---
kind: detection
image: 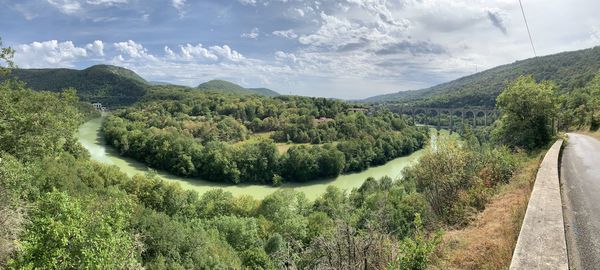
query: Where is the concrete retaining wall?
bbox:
[510,140,567,270]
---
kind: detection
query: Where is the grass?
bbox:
[237,131,339,154]
[430,154,543,270]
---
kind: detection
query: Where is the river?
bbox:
[77,117,426,200]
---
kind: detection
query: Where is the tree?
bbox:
[494,75,559,150]
[0,84,82,161]
[0,37,15,76]
[11,191,142,269]
[561,71,600,130]
[388,214,440,270]
[0,154,29,268]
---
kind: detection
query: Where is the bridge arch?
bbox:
[392,106,498,131]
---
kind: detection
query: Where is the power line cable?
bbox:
[519,0,537,57]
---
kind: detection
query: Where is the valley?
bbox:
[78,116,425,200]
[1,5,600,266]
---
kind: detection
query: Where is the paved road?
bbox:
[561,133,600,270]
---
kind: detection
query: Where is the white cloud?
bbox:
[272,29,298,39]
[164,46,176,58]
[86,0,128,5]
[592,27,600,44]
[178,43,218,61]
[275,51,297,62]
[14,40,88,68]
[346,0,406,27]
[14,4,38,20]
[209,45,245,62]
[46,0,82,14]
[241,27,260,39]
[9,0,600,99]
[46,0,128,15]
[298,12,392,50]
[85,40,104,56]
[113,40,156,60]
[238,0,257,6]
[171,0,186,17]
[163,43,245,62]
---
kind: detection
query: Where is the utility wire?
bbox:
[519,0,537,57]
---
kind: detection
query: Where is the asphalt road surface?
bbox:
[561,133,600,270]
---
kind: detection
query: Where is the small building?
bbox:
[92,102,106,112]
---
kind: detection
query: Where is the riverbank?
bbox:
[78,117,428,200]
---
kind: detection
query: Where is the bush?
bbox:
[388,214,441,270]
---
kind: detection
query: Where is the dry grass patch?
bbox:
[430,157,542,270]
[581,130,600,141]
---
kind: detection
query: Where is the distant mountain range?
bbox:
[0,65,280,107]
[362,46,600,108]
[196,80,280,97]
[6,44,600,110]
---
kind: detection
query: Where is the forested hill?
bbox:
[0,65,281,106]
[363,46,600,108]
[0,64,149,106]
[197,79,280,97]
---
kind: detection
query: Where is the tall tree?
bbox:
[0,37,14,76]
[494,75,559,150]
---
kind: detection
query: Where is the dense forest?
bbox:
[102,90,428,185]
[364,46,600,108]
[0,65,149,106]
[0,74,526,269]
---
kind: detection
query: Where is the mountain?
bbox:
[1,64,149,107]
[363,46,600,108]
[196,80,280,97]
[149,81,174,86]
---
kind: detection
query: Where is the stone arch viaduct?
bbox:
[388,105,499,130]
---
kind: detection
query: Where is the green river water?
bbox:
[77,117,426,200]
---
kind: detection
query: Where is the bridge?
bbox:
[387,105,499,130]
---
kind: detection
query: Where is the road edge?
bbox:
[509,140,568,270]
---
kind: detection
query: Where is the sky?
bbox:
[0,0,599,99]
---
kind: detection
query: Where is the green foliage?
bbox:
[0,37,15,76]
[10,191,142,270]
[0,65,149,107]
[404,137,519,225]
[240,247,275,270]
[207,216,263,251]
[388,214,441,270]
[0,81,83,161]
[494,75,559,150]
[102,91,427,184]
[559,71,600,130]
[0,154,29,268]
[134,210,241,269]
[365,46,600,108]
[258,190,310,241]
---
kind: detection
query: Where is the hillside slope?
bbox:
[363,46,600,107]
[2,65,149,106]
[197,80,280,97]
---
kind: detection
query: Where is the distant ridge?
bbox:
[362,46,600,107]
[0,65,282,107]
[1,64,149,106]
[197,80,280,97]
